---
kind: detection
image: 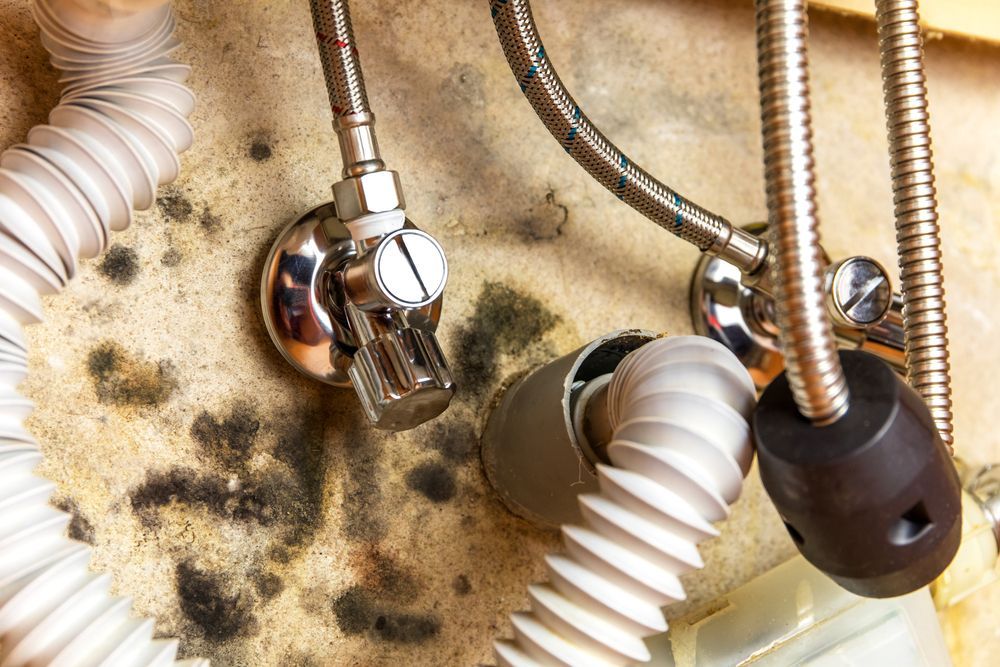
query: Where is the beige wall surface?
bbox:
[1,0,998,664]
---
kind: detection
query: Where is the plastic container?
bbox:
[658,555,952,666]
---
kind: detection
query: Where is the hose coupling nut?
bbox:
[333,170,405,222]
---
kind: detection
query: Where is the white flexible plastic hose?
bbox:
[0,1,203,664]
[495,336,757,666]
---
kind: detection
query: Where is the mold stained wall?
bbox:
[1,0,999,664]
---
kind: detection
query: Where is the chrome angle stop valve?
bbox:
[261,116,455,431]
[261,0,456,431]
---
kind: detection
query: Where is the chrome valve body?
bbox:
[691,225,905,389]
[260,204,454,431]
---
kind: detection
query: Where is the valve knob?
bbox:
[344,228,448,311]
[753,350,962,598]
[825,256,892,329]
[348,325,455,431]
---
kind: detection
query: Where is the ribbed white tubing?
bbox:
[495,336,757,666]
[0,1,204,664]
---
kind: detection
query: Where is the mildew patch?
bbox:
[53,497,95,545]
[161,247,183,267]
[406,461,456,503]
[270,408,333,548]
[349,545,419,602]
[125,399,350,662]
[98,244,140,285]
[191,402,261,469]
[521,190,569,241]
[130,404,333,549]
[249,139,273,162]
[200,208,222,233]
[253,571,285,601]
[373,612,441,644]
[157,186,194,222]
[87,341,176,407]
[130,467,283,528]
[454,282,560,394]
[452,574,472,596]
[339,427,386,542]
[332,586,441,645]
[175,561,258,642]
[422,421,476,464]
[331,545,437,643]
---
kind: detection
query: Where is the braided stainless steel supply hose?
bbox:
[310,0,369,116]
[489,0,767,276]
[754,0,850,424]
[310,0,386,178]
[875,0,954,451]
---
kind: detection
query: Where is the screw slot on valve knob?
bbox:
[754,350,962,598]
[344,228,447,311]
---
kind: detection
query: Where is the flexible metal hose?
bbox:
[754,0,850,424]
[489,0,767,274]
[875,0,953,451]
[309,0,370,117]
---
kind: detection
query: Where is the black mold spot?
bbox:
[339,428,386,542]
[288,653,321,667]
[331,586,440,644]
[130,467,298,530]
[130,467,229,525]
[269,545,291,564]
[253,571,285,600]
[522,190,569,241]
[350,545,419,602]
[130,406,334,553]
[452,574,472,596]
[191,402,261,468]
[424,421,476,463]
[200,208,222,233]
[98,244,139,285]
[406,461,456,503]
[332,586,375,635]
[175,561,257,642]
[373,612,441,644]
[87,341,176,407]
[157,187,194,222]
[53,497,95,545]
[249,140,273,162]
[454,282,559,393]
[270,410,332,547]
[161,247,183,267]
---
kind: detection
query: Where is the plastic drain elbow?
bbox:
[493,336,757,666]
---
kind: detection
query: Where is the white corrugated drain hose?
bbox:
[495,336,757,666]
[0,1,203,664]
